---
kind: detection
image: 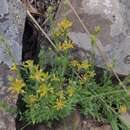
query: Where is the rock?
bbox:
[55,110,81,130]
[0,110,16,130]
[0,64,18,130]
[56,0,130,75]
[82,120,112,130]
[0,0,26,66]
[0,0,26,130]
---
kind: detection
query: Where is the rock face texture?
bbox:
[0,0,26,66]
[0,0,26,130]
[56,0,130,75]
[0,64,18,130]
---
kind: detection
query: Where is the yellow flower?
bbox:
[32,69,42,81]
[26,95,38,106]
[55,99,65,110]
[70,60,79,67]
[37,84,48,97]
[77,62,92,70]
[119,105,127,113]
[67,86,75,97]
[30,65,48,81]
[10,63,17,72]
[58,19,72,30]
[9,79,25,94]
[23,60,33,68]
[58,40,74,51]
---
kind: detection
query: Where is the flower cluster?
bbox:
[52,19,72,38]
[55,99,65,110]
[37,83,48,97]
[71,60,92,70]
[9,78,25,94]
[26,95,38,106]
[57,19,72,31]
[30,65,48,81]
[58,40,74,51]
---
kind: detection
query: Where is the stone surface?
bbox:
[56,0,130,75]
[0,110,16,130]
[0,0,26,130]
[0,64,18,130]
[0,0,26,66]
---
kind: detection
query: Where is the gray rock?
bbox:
[0,0,26,66]
[0,109,16,130]
[56,0,130,75]
[0,64,18,130]
[0,0,26,130]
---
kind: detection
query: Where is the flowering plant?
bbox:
[8,19,130,129]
